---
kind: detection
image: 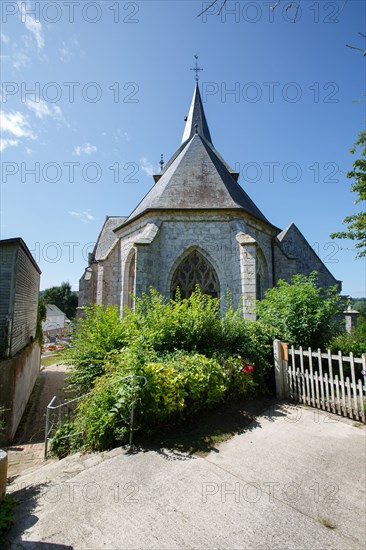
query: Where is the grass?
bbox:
[0,495,16,541]
[41,353,63,368]
[133,397,277,456]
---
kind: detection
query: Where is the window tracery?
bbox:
[171,250,219,299]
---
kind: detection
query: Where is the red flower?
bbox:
[242,365,254,374]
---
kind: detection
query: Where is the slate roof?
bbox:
[91,216,127,261]
[46,304,65,317]
[0,238,41,274]
[122,83,272,228]
[181,82,212,144]
[276,223,341,285]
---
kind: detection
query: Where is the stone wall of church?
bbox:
[80,215,340,316]
[78,263,98,308]
[98,243,121,307]
[148,217,236,301]
[118,222,157,310]
[116,213,275,315]
[272,241,298,283]
[273,237,341,290]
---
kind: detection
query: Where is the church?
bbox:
[78,79,340,319]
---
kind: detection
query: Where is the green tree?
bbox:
[41,281,78,319]
[255,272,343,349]
[36,298,47,343]
[352,297,366,318]
[328,318,366,357]
[330,130,366,258]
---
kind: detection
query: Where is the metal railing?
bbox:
[44,374,147,460]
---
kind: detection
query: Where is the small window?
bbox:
[127,250,136,309]
[256,259,264,301]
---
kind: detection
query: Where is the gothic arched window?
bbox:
[256,257,264,301]
[125,249,136,310]
[171,250,220,299]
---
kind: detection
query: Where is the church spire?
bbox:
[181,81,213,145]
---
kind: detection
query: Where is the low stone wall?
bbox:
[0,341,40,446]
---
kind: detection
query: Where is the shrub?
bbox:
[65,305,128,394]
[51,349,256,455]
[65,289,273,398]
[52,288,273,456]
[328,319,366,357]
[255,272,343,349]
[124,288,272,384]
[0,495,16,538]
[125,288,223,355]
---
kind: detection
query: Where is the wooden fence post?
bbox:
[274,339,289,399]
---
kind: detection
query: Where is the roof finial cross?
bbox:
[190,55,203,82]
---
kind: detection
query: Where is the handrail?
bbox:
[43,374,147,460]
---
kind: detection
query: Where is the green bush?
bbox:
[255,272,342,349]
[52,288,273,456]
[124,288,223,355]
[66,289,273,395]
[0,495,16,538]
[126,288,273,382]
[328,319,366,357]
[65,305,128,394]
[51,348,257,455]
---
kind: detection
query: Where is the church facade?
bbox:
[78,82,340,319]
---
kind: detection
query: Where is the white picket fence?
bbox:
[274,340,366,423]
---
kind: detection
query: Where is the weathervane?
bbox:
[190,55,203,81]
[159,154,164,171]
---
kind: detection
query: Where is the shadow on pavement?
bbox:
[3,482,52,548]
[9,543,73,549]
[129,397,285,457]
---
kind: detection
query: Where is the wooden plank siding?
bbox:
[0,239,41,358]
[0,244,17,357]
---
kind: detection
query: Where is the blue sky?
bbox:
[1,0,365,297]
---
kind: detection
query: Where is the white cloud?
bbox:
[1,33,9,44]
[0,139,19,152]
[68,211,96,224]
[114,129,131,142]
[0,110,36,139]
[59,44,70,63]
[25,99,62,120]
[59,39,83,63]
[12,50,31,69]
[140,157,156,177]
[0,41,31,70]
[73,143,97,156]
[18,1,44,49]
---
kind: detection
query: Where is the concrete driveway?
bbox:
[6,403,366,549]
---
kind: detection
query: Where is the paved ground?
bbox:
[14,361,68,445]
[5,403,366,550]
[6,362,68,478]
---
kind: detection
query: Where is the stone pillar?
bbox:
[344,304,360,334]
[96,264,104,305]
[237,233,257,319]
[134,245,148,299]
